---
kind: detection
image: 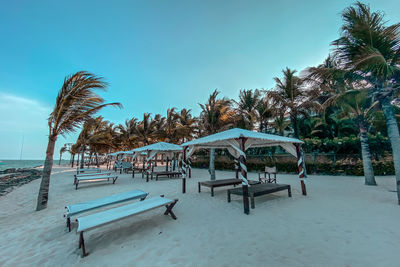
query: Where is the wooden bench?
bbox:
[74,172,112,185]
[65,190,148,231]
[198,179,260,197]
[74,174,118,190]
[227,183,291,209]
[76,196,178,257]
[152,171,182,180]
[76,168,101,175]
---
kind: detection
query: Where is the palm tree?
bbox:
[58,146,67,165]
[177,108,197,143]
[199,89,233,180]
[233,89,260,130]
[36,71,121,211]
[332,2,400,201]
[329,89,378,185]
[255,94,275,133]
[269,67,319,138]
[134,113,157,146]
[271,111,290,136]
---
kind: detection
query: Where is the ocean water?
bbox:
[0,160,70,171]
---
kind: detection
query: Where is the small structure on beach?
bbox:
[181,128,306,214]
[131,142,183,181]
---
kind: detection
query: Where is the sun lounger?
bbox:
[65,189,148,231]
[76,196,178,257]
[227,183,291,209]
[76,168,101,175]
[198,178,260,197]
[74,174,118,190]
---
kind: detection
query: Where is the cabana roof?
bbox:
[131,142,182,153]
[181,128,302,157]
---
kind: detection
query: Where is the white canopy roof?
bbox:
[181,128,302,158]
[131,142,182,153]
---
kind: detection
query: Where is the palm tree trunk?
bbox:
[59,152,62,165]
[359,121,376,185]
[380,98,400,204]
[71,154,75,168]
[36,134,57,211]
[80,147,85,168]
[209,148,216,180]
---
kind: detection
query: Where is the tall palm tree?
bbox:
[233,89,261,130]
[269,67,319,138]
[255,94,275,133]
[329,89,378,185]
[177,108,197,142]
[134,113,157,146]
[332,2,400,201]
[36,71,121,211]
[199,89,233,180]
[271,111,290,136]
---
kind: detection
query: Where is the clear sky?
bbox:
[0,0,399,159]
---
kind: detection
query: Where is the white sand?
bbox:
[0,166,399,266]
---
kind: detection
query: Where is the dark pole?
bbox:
[238,137,250,215]
[295,143,307,195]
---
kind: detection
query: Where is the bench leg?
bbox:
[113,177,118,184]
[227,191,231,203]
[288,187,292,197]
[250,194,255,209]
[211,187,214,197]
[79,232,89,257]
[164,199,178,220]
[198,183,201,193]
[132,171,135,178]
[146,173,149,182]
[75,181,78,190]
[67,217,71,232]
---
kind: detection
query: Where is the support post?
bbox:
[295,143,307,196]
[182,146,187,193]
[237,137,250,215]
[234,158,239,179]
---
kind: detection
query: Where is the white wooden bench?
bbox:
[74,173,118,190]
[65,190,148,231]
[76,196,178,257]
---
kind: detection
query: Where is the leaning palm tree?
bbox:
[332,2,400,202]
[36,71,122,211]
[58,146,67,165]
[199,89,234,180]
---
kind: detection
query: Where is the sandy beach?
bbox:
[0,166,399,266]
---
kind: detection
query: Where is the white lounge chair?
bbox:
[74,173,118,190]
[76,196,178,257]
[65,190,148,231]
[74,172,112,184]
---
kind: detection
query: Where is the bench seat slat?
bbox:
[77,196,174,232]
[77,175,116,181]
[66,190,148,217]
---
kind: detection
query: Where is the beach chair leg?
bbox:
[211,187,214,197]
[227,191,231,203]
[146,173,149,182]
[250,194,255,209]
[79,232,89,257]
[75,181,78,190]
[67,217,71,232]
[198,183,201,193]
[113,177,118,184]
[164,199,178,220]
[288,187,292,197]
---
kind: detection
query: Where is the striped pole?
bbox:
[235,137,250,215]
[146,152,152,182]
[234,158,239,179]
[181,147,187,193]
[295,144,307,195]
[187,157,192,178]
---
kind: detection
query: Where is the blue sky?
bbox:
[0,0,399,159]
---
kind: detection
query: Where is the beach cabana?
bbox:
[132,142,183,181]
[181,128,306,214]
